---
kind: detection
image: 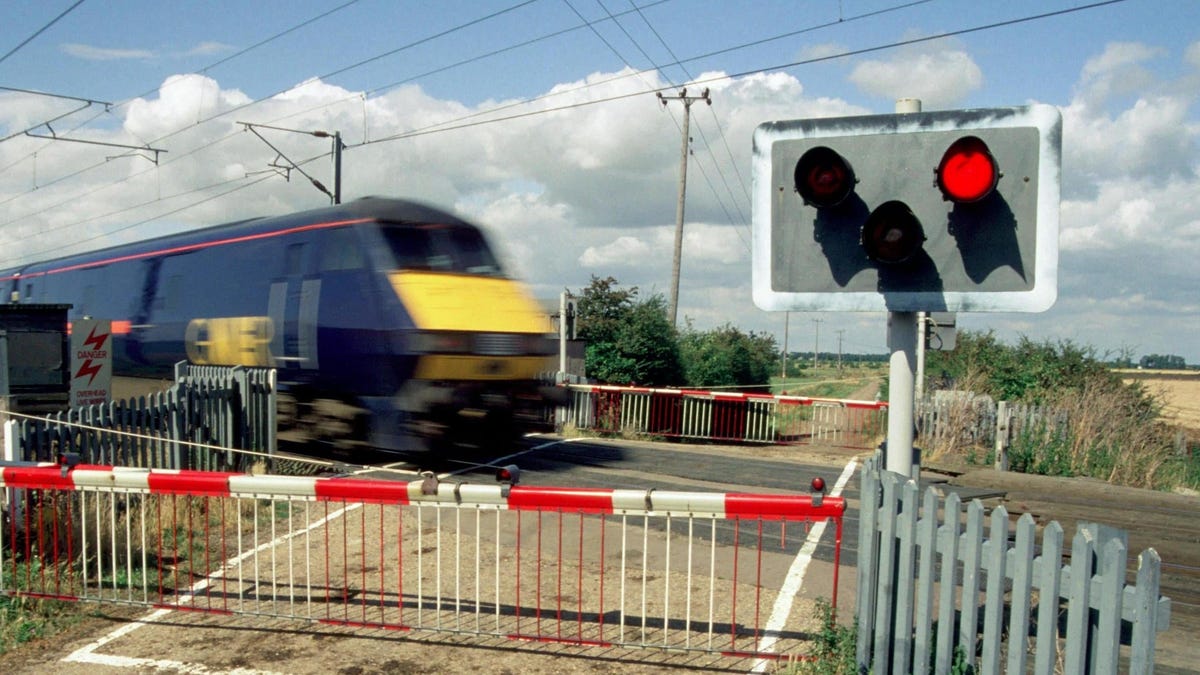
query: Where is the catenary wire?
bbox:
[2,0,1125,256]
[0,0,910,223]
[0,0,87,67]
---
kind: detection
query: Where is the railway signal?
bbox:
[752,104,1062,313]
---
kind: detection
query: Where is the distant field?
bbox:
[1118,370,1200,431]
[771,366,884,401]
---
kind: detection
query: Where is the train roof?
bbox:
[2,197,474,278]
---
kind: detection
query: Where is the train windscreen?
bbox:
[381,223,503,277]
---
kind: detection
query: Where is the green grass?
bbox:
[771,366,883,400]
[0,562,87,656]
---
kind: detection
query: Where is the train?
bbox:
[0,197,562,453]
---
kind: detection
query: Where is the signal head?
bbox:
[794,146,856,207]
[937,136,999,203]
[862,201,925,264]
[753,104,1062,313]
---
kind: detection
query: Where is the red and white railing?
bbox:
[560,384,887,448]
[1,461,845,666]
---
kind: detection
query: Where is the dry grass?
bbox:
[921,369,1198,491]
[1031,378,1180,488]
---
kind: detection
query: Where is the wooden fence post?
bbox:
[994,400,1010,471]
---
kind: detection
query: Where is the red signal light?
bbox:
[495,464,520,485]
[862,201,925,264]
[937,136,998,203]
[794,146,856,207]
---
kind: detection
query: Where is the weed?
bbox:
[782,598,858,675]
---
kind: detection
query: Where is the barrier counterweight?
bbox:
[0,464,845,665]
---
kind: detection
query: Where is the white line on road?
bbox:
[440,434,583,478]
[750,457,859,673]
[61,502,362,673]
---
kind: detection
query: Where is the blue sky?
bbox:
[2,0,1199,364]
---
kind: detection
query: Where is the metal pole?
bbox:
[559,291,568,380]
[886,312,918,478]
[886,96,923,479]
[333,131,342,205]
[915,311,926,400]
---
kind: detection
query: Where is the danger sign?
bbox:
[70,318,112,408]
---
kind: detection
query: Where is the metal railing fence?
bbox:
[4,363,276,471]
[1,462,845,667]
[559,384,886,448]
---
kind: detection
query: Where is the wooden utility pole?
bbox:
[812,318,823,369]
[837,329,845,373]
[658,88,711,327]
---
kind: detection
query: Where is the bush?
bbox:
[924,331,1194,491]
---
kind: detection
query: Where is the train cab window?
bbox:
[320,227,364,272]
[381,224,502,277]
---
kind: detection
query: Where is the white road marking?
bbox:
[750,457,859,673]
[61,436,580,670]
[440,435,584,478]
[61,502,361,673]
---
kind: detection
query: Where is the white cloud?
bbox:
[797,43,844,62]
[61,43,155,61]
[1076,42,1166,107]
[1062,94,1196,186]
[1060,177,1200,252]
[580,235,653,267]
[848,45,982,109]
[184,41,233,57]
[1187,41,1200,69]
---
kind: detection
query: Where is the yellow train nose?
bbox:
[389,271,555,380]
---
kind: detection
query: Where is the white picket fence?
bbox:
[856,456,1170,674]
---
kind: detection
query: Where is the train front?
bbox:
[368,217,561,452]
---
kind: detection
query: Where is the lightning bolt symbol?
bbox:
[83,326,108,351]
[75,359,103,385]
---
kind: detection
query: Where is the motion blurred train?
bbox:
[0,197,562,453]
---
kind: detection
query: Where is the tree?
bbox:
[679,323,778,389]
[575,277,683,386]
[575,276,636,346]
[1139,354,1186,370]
[926,330,1135,404]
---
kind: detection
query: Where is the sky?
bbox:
[1,0,1198,364]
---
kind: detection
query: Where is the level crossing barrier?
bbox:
[561,384,886,448]
[0,461,845,667]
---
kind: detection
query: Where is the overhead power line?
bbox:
[359,0,1127,147]
[0,0,87,66]
[1,0,1127,259]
